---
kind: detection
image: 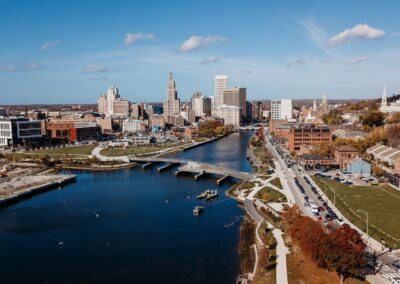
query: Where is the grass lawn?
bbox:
[312,176,400,248]
[256,186,287,203]
[100,142,190,157]
[270,177,283,189]
[33,145,96,155]
[240,181,256,190]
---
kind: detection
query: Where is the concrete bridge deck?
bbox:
[129,156,252,181]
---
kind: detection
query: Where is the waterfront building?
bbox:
[380,85,400,113]
[214,105,241,127]
[334,145,359,169]
[214,75,228,108]
[122,119,146,133]
[249,100,262,122]
[0,118,43,148]
[46,119,99,142]
[288,124,332,152]
[223,87,246,121]
[271,99,292,120]
[98,86,130,116]
[163,73,181,117]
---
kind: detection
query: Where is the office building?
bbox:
[46,120,99,142]
[214,105,241,127]
[223,87,246,120]
[288,125,332,152]
[98,86,129,116]
[163,73,181,117]
[214,75,228,108]
[0,118,43,147]
[271,99,292,120]
[192,94,212,117]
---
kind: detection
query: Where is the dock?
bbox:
[217,174,230,185]
[157,162,178,173]
[142,162,153,169]
[0,174,76,205]
[194,171,205,180]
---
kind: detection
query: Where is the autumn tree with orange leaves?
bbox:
[282,206,366,282]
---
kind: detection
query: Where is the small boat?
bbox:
[206,190,218,200]
[196,190,212,199]
[193,206,204,215]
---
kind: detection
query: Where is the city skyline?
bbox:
[1,1,400,104]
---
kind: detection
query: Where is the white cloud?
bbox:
[286,58,306,68]
[82,64,108,73]
[329,24,385,45]
[124,32,155,45]
[0,63,40,72]
[243,70,253,74]
[349,56,368,64]
[41,40,60,50]
[200,56,221,65]
[391,32,400,37]
[180,35,227,52]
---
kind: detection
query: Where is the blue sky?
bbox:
[1,0,400,104]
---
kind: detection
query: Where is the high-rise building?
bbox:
[97,86,129,116]
[214,105,241,127]
[271,99,292,120]
[163,73,181,117]
[214,75,228,108]
[223,87,246,120]
[192,94,212,117]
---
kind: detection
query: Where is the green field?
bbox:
[32,145,96,155]
[100,142,191,157]
[270,177,283,189]
[256,186,287,203]
[312,176,400,248]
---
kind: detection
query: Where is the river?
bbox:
[0,131,253,284]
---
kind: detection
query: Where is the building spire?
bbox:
[382,85,387,108]
[169,72,173,81]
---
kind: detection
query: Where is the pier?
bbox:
[142,162,153,169]
[194,170,205,180]
[217,174,230,185]
[157,162,179,173]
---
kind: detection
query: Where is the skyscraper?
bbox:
[223,87,246,120]
[214,75,228,108]
[163,73,181,117]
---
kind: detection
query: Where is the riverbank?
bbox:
[0,173,76,205]
[59,162,137,171]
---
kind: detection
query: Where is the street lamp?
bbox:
[357,209,369,236]
[381,238,385,251]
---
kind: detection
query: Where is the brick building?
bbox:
[46,120,99,142]
[288,125,332,152]
[334,145,359,169]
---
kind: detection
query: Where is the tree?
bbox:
[323,109,343,125]
[329,224,366,283]
[361,111,385,127]
[386,112,400,124]
[385,124,400,147]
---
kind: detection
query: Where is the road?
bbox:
[264,129,400,284]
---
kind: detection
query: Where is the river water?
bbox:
[0,131,253,284]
